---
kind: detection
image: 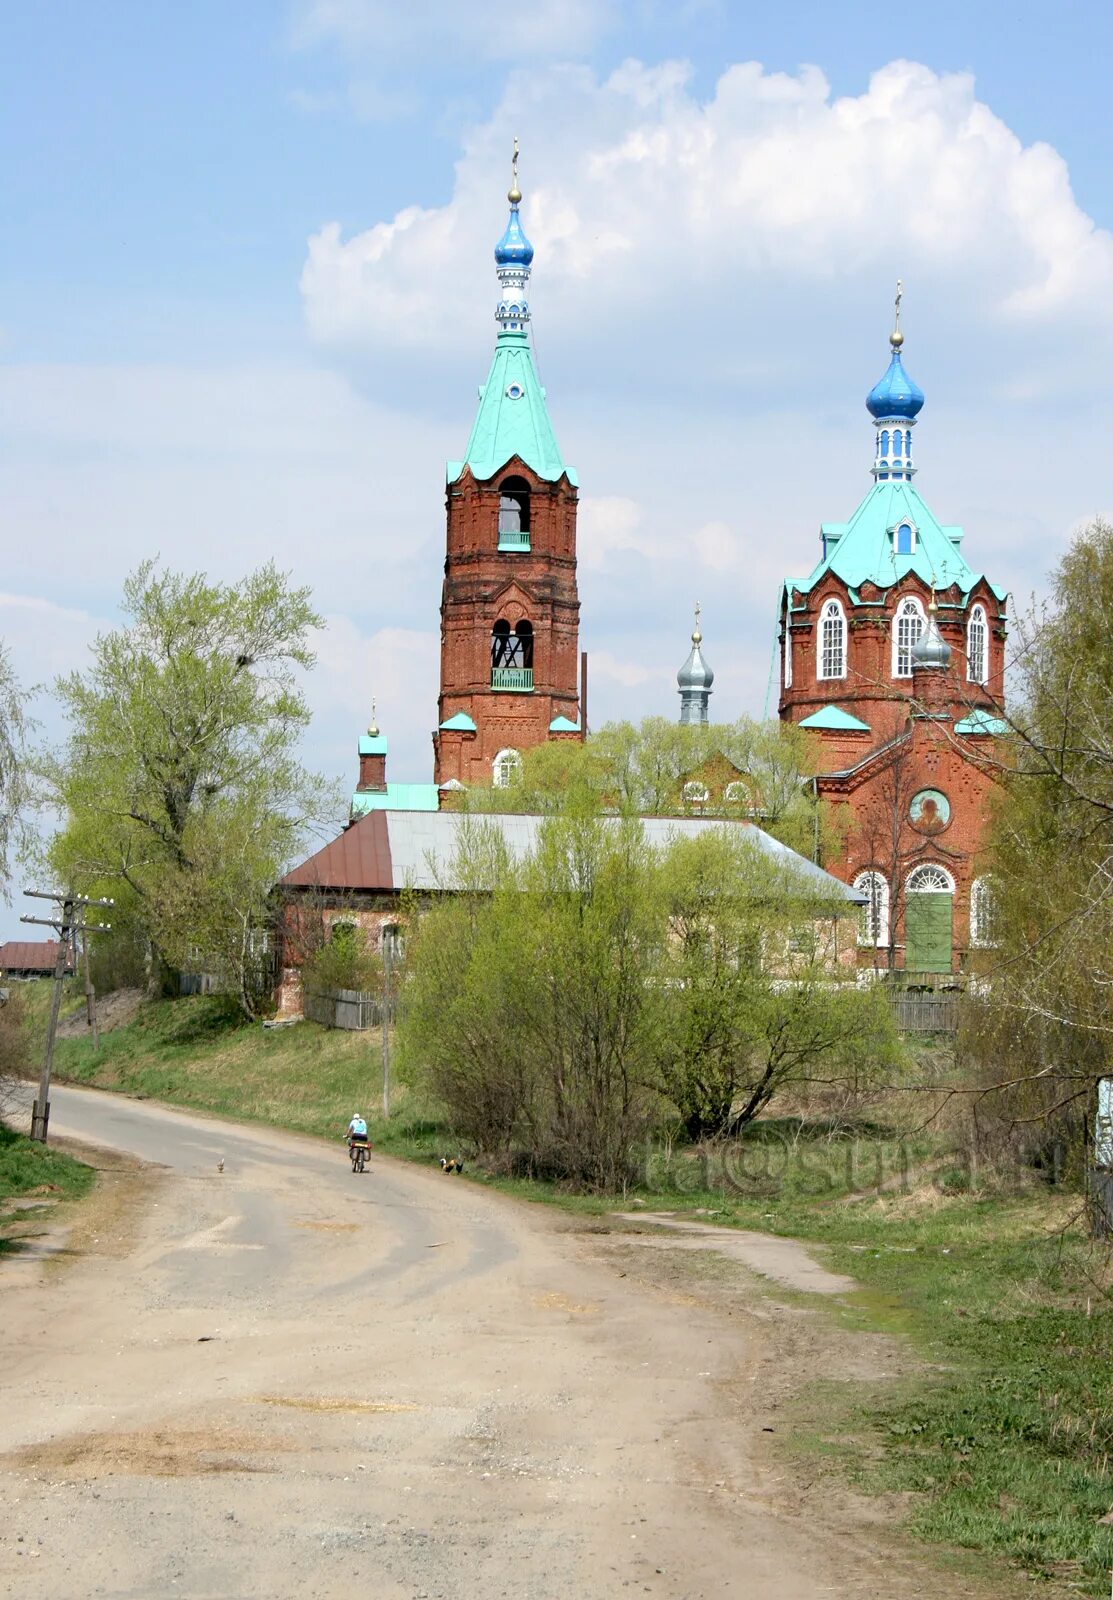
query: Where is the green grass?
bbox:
[0,1122,95,1254]
[39,994,1113,1593]
[48,992,444,1161]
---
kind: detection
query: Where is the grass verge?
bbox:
[0,1121,96,1254]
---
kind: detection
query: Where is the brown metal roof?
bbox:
[0,940,65,972]
[279,811,394,892]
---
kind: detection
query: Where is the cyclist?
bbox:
[346,1112,369,1154]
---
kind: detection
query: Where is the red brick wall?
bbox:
[433,458,581,787]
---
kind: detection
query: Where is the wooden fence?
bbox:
[884,987,961,1034]
[303,987,391,1031]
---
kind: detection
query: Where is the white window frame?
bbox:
[892,595,927,678]
[492,747,523,788]
[682,780,709,805]
[906,863,956,894]
[853,870,890,947]
[817,597,846,681]
[783,612,793,689]
[966,603,988,685]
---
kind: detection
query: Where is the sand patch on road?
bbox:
[6,1424,284,1479]
[253,1396,423,1415]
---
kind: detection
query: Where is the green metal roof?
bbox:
[447,330,576,487]
[350,783,440,818]
[799,704,871,732]
[548,715,581,732]
[954,710,1010,736]
[358,732,387,756]
[789,480,1007,602]
[439,712,478,732]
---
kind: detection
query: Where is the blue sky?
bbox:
[1,2,1112,932]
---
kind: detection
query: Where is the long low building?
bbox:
[274,808,867,1017]
[0,940,72,979]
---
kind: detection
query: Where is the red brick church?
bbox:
[777,292,1009,973]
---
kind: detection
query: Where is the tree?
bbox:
[398,810,667,1188]
[658,830,898,1139]
[465,714,834,858]
[398,811,894,1187]
[46,562,331,1015]
[965,519,1113,1161]
[0,641,29,899]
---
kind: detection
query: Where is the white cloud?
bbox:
[301,58,1113,365]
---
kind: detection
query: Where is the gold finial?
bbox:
[927,583,938,615]
[508,137,522,206]
[367,697,379,738]
[890,278,904,348]
[692,601,702,645]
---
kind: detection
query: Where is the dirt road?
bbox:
[1,1086,1017,1599]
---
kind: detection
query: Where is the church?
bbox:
[282,156,1010,984]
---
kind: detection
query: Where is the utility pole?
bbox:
[381,933,392,1120]
[22,888,113,1143]
[80,913,99,1052]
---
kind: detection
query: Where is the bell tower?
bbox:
[433,146,581,793]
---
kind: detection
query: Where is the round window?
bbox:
[506,383,524,400]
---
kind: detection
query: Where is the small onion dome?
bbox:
[678,624,714,691]
[866,337,925,421]
[495,204,534,268]
[911,604,951,670]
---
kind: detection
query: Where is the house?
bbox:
[274,809,866,1018]
[0,940,72,979]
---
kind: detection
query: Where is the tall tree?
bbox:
[46,562,330,1014]
[0,641,29,899]
[967,519,1113,1145]
[465,714,834,858]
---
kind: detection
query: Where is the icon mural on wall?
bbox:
[909,788,951,834]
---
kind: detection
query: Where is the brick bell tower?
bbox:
[433,146,581,793]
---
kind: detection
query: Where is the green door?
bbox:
[905,892,953,973]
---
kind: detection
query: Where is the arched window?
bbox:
[895,522,914,554]
[681,780,709,807]
[818,598,846,680]
[492,748,523,788]
[893,430,903,459]
[970,877,998,947]
[905,429,912,456]
[853,870,890,947]
[880,429,890,457]
[497,476,531,545]
[724,781,749,806]
[907,863,955,894]
[490,618,533,671]
[892,595,926,677]
[966,603,988,684]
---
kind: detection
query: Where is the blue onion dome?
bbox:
[911,602,951,670]
[494,183,534,268]
[678,622,714,690]
[866,331,925,421]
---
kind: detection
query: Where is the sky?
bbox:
[1,1,1112,936]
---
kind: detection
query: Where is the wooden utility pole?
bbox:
[81,916,99,1052]
[380,935,392,1120]
[22,888,113,1144]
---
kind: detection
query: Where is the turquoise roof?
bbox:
[954,710,1009,736]
[789,479,1008,603]
[358,731,387,756]
[439,711,478,732]
[350,782,440,818]
[548,714,581,732]
[799,704,871,732]
[447,331,576,487]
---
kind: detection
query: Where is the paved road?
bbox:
[0,1085,1012,1600]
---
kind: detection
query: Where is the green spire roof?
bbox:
[447,331,576,487]
[788,480,1007,603]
